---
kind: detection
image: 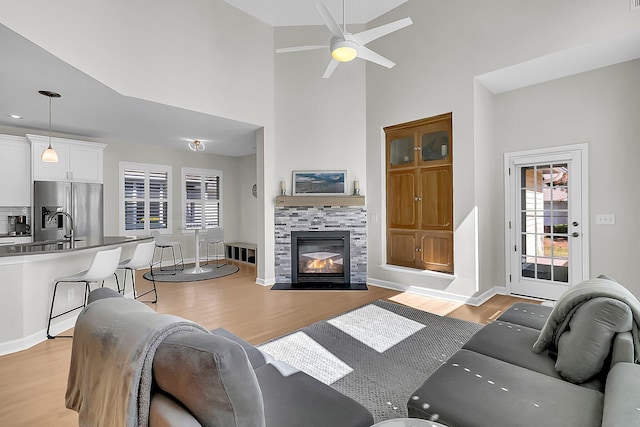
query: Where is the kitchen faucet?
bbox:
[47,211,75,243]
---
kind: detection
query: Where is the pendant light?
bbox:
[188,139,205,152]
[39,90,61,163]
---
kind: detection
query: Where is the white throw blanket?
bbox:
[65,297,210,427]
[532,278,640,362]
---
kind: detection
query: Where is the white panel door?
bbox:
[505,144,589,301]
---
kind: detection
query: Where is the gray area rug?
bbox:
[258,300,483,423]
[142,264,239,282]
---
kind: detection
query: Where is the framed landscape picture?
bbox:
[292,170,347,196]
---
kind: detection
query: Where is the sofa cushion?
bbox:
[555,297,632,383]
[462,321,563,380]
[495,302,552,330]
[153,331,266,427]
[408,349,603,427]
[602,362,640,427]
[254,363,374,427]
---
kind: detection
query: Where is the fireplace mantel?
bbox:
[275,195,365,207]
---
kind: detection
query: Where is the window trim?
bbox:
[119,161,172,236]
[181,167,223,231]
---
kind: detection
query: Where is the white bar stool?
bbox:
[115,240,157,303]
[201,227,227,268]
[46,246,122,339]
[151,230,184,274]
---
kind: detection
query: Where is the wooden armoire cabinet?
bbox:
[385,113,453,273]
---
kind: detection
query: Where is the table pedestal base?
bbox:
[183,265,212,275]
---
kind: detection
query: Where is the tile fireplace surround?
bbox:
[275,205,367,284]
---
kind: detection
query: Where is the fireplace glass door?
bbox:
[291,231,350,284]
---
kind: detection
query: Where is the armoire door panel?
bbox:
[419,166,452,230]
[387,170,417,229]
[417,231,454,273]
[387,231,417,267]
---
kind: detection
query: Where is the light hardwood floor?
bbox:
[0,262,537,426]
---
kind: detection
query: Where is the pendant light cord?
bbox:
[48,95,52,146]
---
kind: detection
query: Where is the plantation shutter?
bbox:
[183,169,221,229]
[124,169,145,231]
[123,167,169,232]
[149,171,169,229]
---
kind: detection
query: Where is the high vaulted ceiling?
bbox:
[0,24,262,157]
[221,0,408,27]
[0,2,409,156]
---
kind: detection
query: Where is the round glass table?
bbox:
[372,419,447,427]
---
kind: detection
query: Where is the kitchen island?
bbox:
[0,235,152,355]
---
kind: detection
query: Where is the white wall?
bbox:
[273,25,367,197]
[365,0,640,299]
[492,59,640,294]
[236,154,258,244]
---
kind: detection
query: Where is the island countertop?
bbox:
[0,235,152,258]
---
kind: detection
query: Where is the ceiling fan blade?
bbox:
[315,3,344,38]
[275,45,328,53]
[354,17,413,45]
[323,59,339,79]
[357,46,396,68]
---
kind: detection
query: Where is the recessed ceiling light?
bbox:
[8,114,23,119]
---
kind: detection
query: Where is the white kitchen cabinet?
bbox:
[28,134,106,183]
[0,135,31,206]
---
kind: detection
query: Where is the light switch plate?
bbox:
[595,214,616,225]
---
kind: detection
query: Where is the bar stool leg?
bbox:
[132,267,158,303]
[47,280,90,339]
[46,281,61,339]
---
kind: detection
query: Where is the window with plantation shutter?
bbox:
[119,162,172,235]
[182,168,222,229]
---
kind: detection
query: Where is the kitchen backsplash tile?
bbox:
[0,206,31,235]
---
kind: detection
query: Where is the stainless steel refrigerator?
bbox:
[33,181,104,244]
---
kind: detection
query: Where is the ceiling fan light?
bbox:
[332,46,357,62]
[330,38,358,62]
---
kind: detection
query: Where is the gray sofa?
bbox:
[68,287,374,427]
[408,278,640,427]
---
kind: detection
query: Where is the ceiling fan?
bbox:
[276,2,413,79]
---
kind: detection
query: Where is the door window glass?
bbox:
[520,164,569,283]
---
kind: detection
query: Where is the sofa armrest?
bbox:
[603,362,640,427]
[610,331,634,367]
[210,327,273,368]
[87,287,122,304]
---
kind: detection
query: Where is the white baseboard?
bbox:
[367,277,507,307]
[0,290,136,356]
[0,315,78,356]
[256,277,275,287]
